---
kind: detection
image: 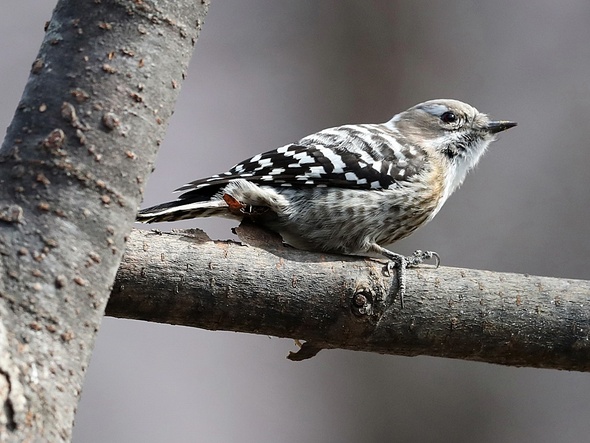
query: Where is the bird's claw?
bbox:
[380,249,440,309]
[407,249,440,268]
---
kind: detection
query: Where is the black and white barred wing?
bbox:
[137,124,426,223]
[177,124,424,195]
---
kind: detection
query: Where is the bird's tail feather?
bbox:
[136,199,229,223]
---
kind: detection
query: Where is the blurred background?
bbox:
[3,1,590,442]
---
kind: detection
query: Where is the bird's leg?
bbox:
[370,245,440,308]
[386,250,409,309]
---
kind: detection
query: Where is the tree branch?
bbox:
[108,226,590,370]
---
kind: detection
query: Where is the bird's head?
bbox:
[391,99,516,165]
[389,98,517,197]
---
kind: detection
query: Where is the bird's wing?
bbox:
[176,125,427,201]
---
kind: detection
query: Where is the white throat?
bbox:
[442,137,493,204]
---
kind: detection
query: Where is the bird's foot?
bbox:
[377,247,440,309]
[405,249,440,268]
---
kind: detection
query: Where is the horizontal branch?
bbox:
[108,227,590,370]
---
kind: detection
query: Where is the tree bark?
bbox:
[0,1,208,440]
[108,226,590,370]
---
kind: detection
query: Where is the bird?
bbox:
[137,99,516,305]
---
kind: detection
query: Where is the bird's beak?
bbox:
[486,120,517,134]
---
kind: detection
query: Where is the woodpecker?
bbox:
[137,99,516,304]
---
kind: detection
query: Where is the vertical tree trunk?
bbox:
[0,0,208,440]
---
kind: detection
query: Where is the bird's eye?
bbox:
[440,111,457,124]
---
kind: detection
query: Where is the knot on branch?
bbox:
[351,286,374,317]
